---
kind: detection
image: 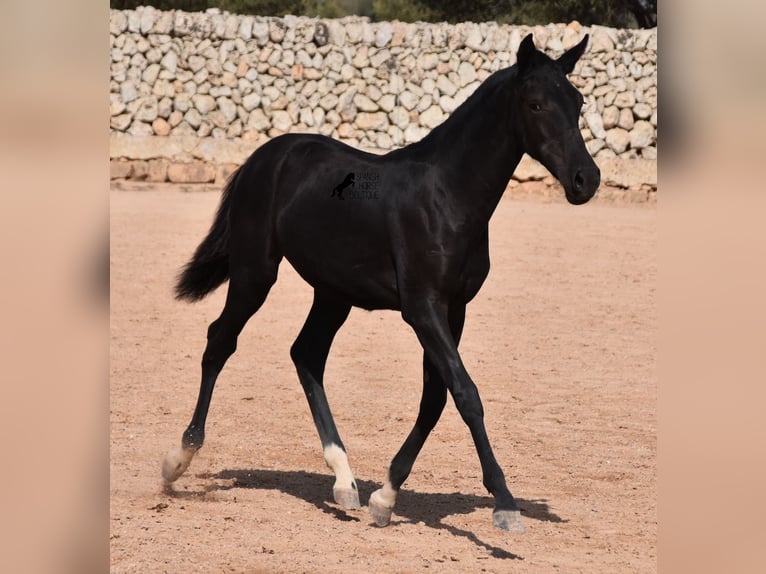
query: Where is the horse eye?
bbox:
[529,103,542,112]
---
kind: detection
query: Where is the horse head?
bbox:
[513,34,601,205]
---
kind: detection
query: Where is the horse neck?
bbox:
[412,71,524,224]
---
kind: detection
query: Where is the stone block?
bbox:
[146,159,169,182]
[110,159,132,180]
[167,162,216,184]
[131,160,149,180]
[215,163,239,185]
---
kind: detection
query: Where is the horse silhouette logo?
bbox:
[330,173,355,200]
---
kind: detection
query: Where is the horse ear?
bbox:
[517,33,537,75]
[556,34,589,74]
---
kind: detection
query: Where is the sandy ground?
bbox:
[110,183,656,573]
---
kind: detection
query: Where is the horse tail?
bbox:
[174,166,241,302]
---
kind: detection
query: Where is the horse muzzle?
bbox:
[565,165,600,205]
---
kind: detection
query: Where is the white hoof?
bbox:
[333,486,361,510]
[369,488,394,527]
[161,447,195,483]
[493,509,526,533]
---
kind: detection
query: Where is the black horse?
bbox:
[162,34,600,534]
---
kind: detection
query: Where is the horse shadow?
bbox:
[168,467,567,561]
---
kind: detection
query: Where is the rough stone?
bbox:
[398,91,418,111]
[168,110,183,128]
[188,55,205,73]
[338,89,358,122]
[378,94,396,113]
[269,20,285,43]
[160,50,177,74]
[134,96,158,122]
[120,81,138,104]
[438,95,458,114]
[602,106,619,130]
[586,138,606,156]
[403,124,427,143]
[217,97,237,123]
[319,93,339,111]
[436,75,457,97]
[271,110,292,132]
[457,61,477,87]
[464,25,483,52]
[110,11,128,35]
[184,108,202,129]
[128,121,154,136]
[174,93,191,113]
[420,53,439,71]
[337,123,355,138]
[139,6,156,34]
[585,112,606,140]
[247,109,270,132]
[614,91,636,109]
[356,112,387,130]
[353,93,378,112]
[419,105,445,129]
[375,23,393,48]
[242,92,261,112]
[192,94,216,114]
[618,108,634,131]
[629,121,654,149]
[605,128,630,154]
[633,102,652,120]
[142,63,160,85]
[110,93,126,117]
[127,10,140,33]
[152,118,171,136]
[389,107,409,129]
[252,21,269,45]
[208,110,228,130]
[416,95,433,113]
[641,146,657,160]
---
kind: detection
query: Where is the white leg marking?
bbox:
[369,479,397,526]
[370,480,397,509]
[323,443,355,488]
[324,443,360,509]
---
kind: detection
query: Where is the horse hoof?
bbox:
[368,488,394,527]
[333,487,361,510]
[493,509,526,533]
[161,447,194,483]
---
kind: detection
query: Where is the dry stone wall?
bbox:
[109,7,657,186]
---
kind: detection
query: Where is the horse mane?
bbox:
[416,65,518,146]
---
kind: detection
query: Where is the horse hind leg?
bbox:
[162,258,280,485]
[289,293,360,509]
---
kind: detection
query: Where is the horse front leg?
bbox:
[386,297,525,533]
[369,305,464,527]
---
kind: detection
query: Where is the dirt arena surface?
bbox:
[110,183,656,573]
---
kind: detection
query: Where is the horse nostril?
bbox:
[573,171,585,192]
